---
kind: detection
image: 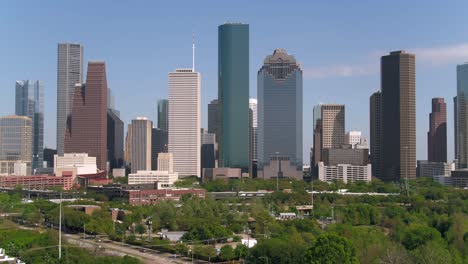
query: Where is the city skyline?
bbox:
[2,1,468,162]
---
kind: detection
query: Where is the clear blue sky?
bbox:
[2,0,468,163]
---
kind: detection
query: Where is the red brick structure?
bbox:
[428,98,447,162]
[124,188,206,205]
[65,62,108,171]
[0,175,73,190]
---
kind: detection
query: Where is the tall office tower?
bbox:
[168,68,201,177]
[43,148,57,168]
[257,49,303,172]
[15,80,44,170]
[151,128,168,170]
[201,129,216,174]
[381,51,416,180]
[107,88,115,110]
[64,61,107,171]
[345,131,362,146]
[218,23,249,170]
[427,98,447,162]
[157,99,169,132]
[130,117,152,173]
[124,124,132,165]
[57,43,83,155]
[249,98,258,168]
[456,63,468,168]
[0,115,32,175]
[157,153,174,173]
[370,91,383,178]
[107,109,124,169]
[208,99,219,139]
[454,96,458,160]
[313,104,345,154]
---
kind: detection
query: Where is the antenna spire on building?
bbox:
[192,32,195,72]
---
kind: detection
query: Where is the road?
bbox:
[65,233,190,264]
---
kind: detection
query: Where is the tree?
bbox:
[135,224,146,239]
[401,225,443,250]
[219,244,235,261]
[174,243,188,256]
[306,233,358,264]
[234,243,249,259]
[410,241,453,264]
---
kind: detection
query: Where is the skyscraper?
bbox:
[457,63,468,168]
[208,99,219,140]
[249,98,258,176]
[64,61,107,171]
[124,124,132,165]
[15,80,44,170]
[157,99,169,132]
[201,129,216,174]
[107,109,124,170]
[454,96,458,160]
[257,49,303,172]
[370,91,383,178]
[130,117,152,173]
[381,51,416,180]
[57,43,83,155]
[151,128,168,170]
[218,23,249,170]
[168,68,200,177]
[428,98,447,162]
[0,115,32,175]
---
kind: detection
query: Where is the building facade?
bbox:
[259,156,303,180]
[0,115,32,175]
[416,160,452,178]
[218,23,249,170]
[454,96,458,160]
[15,80,44,170]
[344,131,361,146]
[381,51,416,180]
[128,170,178,186]
[64,62,108,171]
[456,63,468,168]
[313,104,345,167]
[107,109,124,169]
[54,153,97,175]
[258,49,303,175]
[370,91,383,178]
[322,147,368,166]
[168,69,201,177]
[130,117,152,173]
[151,128,168,170]
[157,153,174,173]
[318,162,372,183]
[57,43,83,155]
[157,99,169,132]
[201,129,216,173]
[249,98,258,168]
[428,98,447,162]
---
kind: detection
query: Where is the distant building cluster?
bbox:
[1,23,468,191]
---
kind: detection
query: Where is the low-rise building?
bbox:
[0,175,73,190]
[54,153,98,175]
[66,205,101,215]
[128,170,178,186]
[124,187,206,205]
[435,170,468,188]
[258,156,302,180]
[417,160,453,177]
[202,167,242,182]
[112,168,126,178]
[318,162,372,183]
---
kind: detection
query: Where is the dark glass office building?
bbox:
[381,51,416,180]
[15,80,44,170]
[257,49,302,171]
[151,128,168,170]
[107,109,124,169]
[157,99,168,132]
[370,91,383,178]
[218,23,249,170]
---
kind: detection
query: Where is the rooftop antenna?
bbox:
[192,32,195,72]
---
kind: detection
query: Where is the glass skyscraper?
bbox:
[157,99,169,132]
[218,23,249,170]
[15,80,44,170]
[0,115,32,175]
[257,49,303,171]
[457,63,468,168]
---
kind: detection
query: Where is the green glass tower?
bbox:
[218,23,249,171]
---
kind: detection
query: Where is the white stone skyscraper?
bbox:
[168,68,201,177]
[56,43,83,155]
